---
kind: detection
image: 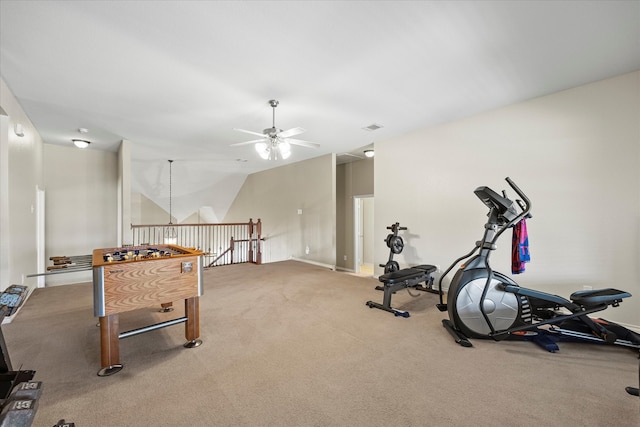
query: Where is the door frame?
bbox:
[353,195,373,273]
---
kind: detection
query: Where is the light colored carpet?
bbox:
[3,260,639,426]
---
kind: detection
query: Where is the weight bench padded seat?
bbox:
[379,268,425,285]
[368,264,437,317]
[569,288,631,306]
[413,264,437,273]
[379,264,436,285]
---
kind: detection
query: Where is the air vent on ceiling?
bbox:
[362,123,383,131]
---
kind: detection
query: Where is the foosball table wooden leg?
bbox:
[98,314,123,376]
[184,297,202,348]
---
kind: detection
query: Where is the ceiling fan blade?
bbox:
[233,128,267,138]
[230,138,266,147]
[277,127,306,139]
[285,138,320,149]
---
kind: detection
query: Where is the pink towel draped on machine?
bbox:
[512,218,530,274]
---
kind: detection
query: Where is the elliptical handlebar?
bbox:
[505,177,531,221]
[505,177,531,224]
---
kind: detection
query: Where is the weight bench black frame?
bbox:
[366,264,437,317]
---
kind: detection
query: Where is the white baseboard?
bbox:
[290,257,336,271]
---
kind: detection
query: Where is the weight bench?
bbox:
[366,264,437,317]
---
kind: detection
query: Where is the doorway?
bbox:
[354,196,374,275]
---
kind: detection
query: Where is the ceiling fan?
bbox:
[231,100,320,160]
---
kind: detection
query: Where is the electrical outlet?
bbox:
[343,255,347,261]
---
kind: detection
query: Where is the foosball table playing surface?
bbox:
[92,244,203,376]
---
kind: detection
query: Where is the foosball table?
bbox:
[92,245,203,376]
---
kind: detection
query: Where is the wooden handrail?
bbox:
[130,219,263,266]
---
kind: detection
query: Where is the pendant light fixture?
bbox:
[164,160,177,244]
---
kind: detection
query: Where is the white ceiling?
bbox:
[1,1,639,221]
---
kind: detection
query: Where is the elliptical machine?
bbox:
[436,177,638,350]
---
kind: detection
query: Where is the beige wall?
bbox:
[375,71,640,328]
[0,77,44,291]
[224,154,336,267]
[43,144,118,285]
[131,192,176,226]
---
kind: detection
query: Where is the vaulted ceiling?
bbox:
[1,1,638,221]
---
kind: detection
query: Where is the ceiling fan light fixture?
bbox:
[255,142,271,159]
[231,99,320,160]
[278,141,291,159]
